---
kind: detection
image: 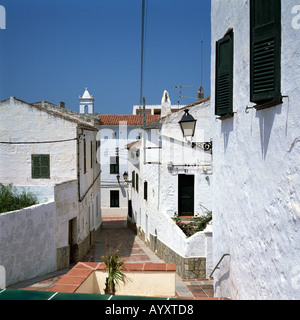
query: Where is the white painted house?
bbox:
[98,114,159,219]
[127,95,213,279]
[0,96,101,282]
[211,0,300,299]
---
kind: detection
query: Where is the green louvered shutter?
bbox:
[40,155,50,178]
[32,154,50,179]
[215,31,234,116]
[250,0,281,104]
[32,155,41,179]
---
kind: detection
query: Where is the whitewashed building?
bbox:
[98,114,159,219]
[211,0,300,299]
[0,96,102,273]
[127,95,213,279]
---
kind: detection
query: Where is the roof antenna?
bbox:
[201,29,204,88]
[174,85,194,105]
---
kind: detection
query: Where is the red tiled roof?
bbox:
[99,114,160,126]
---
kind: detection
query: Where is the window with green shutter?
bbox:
[110,156,119,174]
[144,181,148,201]
[132,171,135,188]
[84,139,87,173]
[215,30,234,117]
[250,0,281,106]
[136,173,139,193]
[31,154,50,179]
[110,190,119,208]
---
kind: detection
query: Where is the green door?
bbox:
[178,175,194,216]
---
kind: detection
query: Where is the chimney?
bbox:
[198,86,204,100]
[161,90,172,117]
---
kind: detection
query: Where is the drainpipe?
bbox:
[77,127,82,202]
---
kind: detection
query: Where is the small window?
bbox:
[90,141,93,168]
[215,30,234,117]
[136,173,139,193]
[144,181,148,201]
[250,0,281,106]
[110,190,119,208]
[110,156,119,174]
[132,171,135,188]
[83,139,87,173]
[32,154,50,179]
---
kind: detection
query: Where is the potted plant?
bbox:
[101,246,128,295]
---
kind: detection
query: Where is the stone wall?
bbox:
[128,218,207,280]
[150,234,206,280]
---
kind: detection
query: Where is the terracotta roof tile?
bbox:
[99,115,160,126]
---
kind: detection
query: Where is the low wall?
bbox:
[0,202,57,287]
[49,262,176,298]
[128,214,213,280]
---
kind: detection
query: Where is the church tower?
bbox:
[79,87,95,114]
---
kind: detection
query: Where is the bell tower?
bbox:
[79,87,95,114]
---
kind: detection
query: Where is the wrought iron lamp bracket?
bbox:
[191,141,213,152]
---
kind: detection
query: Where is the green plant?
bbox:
[191,211,212,233]
[101,246,128,295]
[0,183,38,214]
[172,211,212,238]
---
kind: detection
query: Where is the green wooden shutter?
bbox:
[83,139,87,173]
[32,154,50,179]
[132,171,135,188]
[215,31,234,116]
[144,181,148,201]
[250,0,281,104]
[40,155,50,178]
[32,155,41,178]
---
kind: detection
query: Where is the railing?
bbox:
[209,254,230,279]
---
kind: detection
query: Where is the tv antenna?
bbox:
[174,85,198,105]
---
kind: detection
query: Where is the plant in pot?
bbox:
[101,246,128,295]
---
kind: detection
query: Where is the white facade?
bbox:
[211,0,300,299]
[98,123,143,218]
[0,97,102,268]
[128,99,213,278]
[132,91,185,116]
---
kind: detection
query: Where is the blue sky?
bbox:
[0,0,211,114]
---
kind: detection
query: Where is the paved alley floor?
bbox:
[13,217,215,299]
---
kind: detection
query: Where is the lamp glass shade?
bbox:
[180,120,196,137]
[123,172,128,181]
[179,109,197,137]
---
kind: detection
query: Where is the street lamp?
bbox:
[179,109,212,153]
[178,109,197,138]
[123,171,131,184]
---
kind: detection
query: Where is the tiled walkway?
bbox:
[16,217,216,299]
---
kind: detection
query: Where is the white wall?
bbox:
[128,101,213,274]
[0,202,57,286]
[99,124,142,218]
[0,97,78,186]
[211,0,300,300]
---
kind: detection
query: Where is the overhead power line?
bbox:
[139,0,148,105]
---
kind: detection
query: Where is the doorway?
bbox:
[178,174,194,216]
[68,218,77,265]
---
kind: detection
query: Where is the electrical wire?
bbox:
[0,138,77,145]
[139,0,148,105]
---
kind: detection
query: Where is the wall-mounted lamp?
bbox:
[179,109,212,153]
[123,171,132,184]
[178,109,197,138]
[116,174,120,183]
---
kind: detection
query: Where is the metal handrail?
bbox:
[209,254,230,279]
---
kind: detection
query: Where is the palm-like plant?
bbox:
[101,247,128,295]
